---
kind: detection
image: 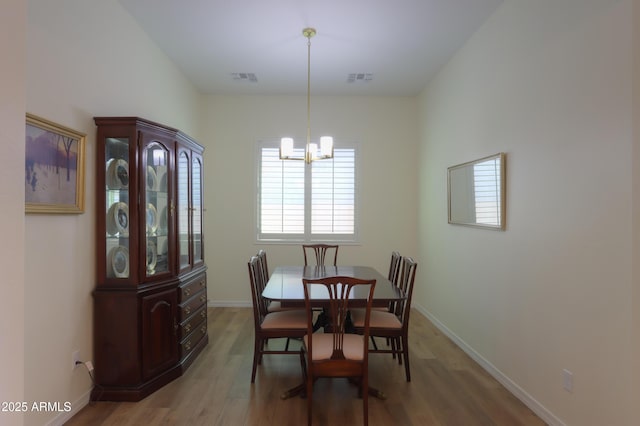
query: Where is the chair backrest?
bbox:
[388,251,402,286]
[256,249,269,291]
[302,276,376,360]
[394,257,418,329]
[386,251,402,312]
[248,255,269,326]
[302,244,339,266]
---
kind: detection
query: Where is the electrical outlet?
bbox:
[72,350,80,371]
[563,369,573,392]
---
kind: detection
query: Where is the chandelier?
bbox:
[279,27,334,164]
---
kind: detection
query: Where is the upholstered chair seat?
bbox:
[261,310,308,329]
[351,309,401,330]
[303,333,365,361]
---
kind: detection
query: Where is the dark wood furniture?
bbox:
[302,244,339,266]
[248,256,307,383]
[92,117,207,401]
[300,276,376,426]
[262,265,404,400]
[262,266,402,308]
[369,251,402,349]
[352,257,418,382]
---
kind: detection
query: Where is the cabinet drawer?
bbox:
[179,274,207,302]
[178,306,207,340]
[180,322,207,359]
[179,289,207,320]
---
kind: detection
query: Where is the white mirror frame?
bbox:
[447,152,506,230]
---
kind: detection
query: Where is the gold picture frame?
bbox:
[25,113,86,214]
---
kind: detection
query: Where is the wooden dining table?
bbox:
[262,265,405,399]
[262,265,404,308]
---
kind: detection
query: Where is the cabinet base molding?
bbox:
[90,364,182,402]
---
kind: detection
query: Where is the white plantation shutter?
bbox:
[257,142,357,242]
[260,148,305,234]
[311,149,355,234]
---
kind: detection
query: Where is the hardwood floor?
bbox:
[66,307,545,425]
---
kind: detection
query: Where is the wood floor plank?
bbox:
[65,307,545,426]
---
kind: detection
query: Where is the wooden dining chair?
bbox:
[256,249,269,287]
[369,251,403,350]
[388,251,402,288]
[256,249,303,350]
[302,244,339,266]
[351,256,417,382]
[374,251,402,312]
[299,276,376,426]
[256,249,287,312]
[247,255,307,383]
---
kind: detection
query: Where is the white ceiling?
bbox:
[119,0,503,96]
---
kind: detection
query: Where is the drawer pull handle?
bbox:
[200,311,206,319]
[184,307,191,315]
[185,324,192,333]
[184,288,191,297]
[185,341,191,351]
[200,325,207,334]
[200,295,206,303]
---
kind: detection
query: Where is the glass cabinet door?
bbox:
[145,142,170,277]
[105,137,130,279]
[177,150,190,271]
[192,155,203,265]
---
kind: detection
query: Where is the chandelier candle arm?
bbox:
[280,27,334,164]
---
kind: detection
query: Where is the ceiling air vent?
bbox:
[347,73,373,83]
[231,72,258,82]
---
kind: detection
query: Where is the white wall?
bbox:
[417,0,634,425]
[24,1,200,425]
[201,95,419,304]
[0,1,26,426]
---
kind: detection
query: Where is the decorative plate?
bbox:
[146,166,157,192]
[107,159,129,189]
[146,240,157,274]
[109,245,129,278]
[106,202,118,236]
[105,159,115,189]
[107,201,129,236]
[146,203,158,234]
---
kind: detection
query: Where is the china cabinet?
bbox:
[92,117,207,401]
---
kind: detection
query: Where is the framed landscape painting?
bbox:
[25,114,86,214]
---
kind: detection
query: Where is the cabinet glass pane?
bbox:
[145,143,169,277]
[178,151,189,269]
[192,157,203,263]
[105,137,130,279]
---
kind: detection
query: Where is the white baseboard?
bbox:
[46,389,91,426]
[412,304,565,426]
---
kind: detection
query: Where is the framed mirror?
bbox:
[447,152,505,230]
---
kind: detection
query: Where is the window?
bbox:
[256,141,358,243]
